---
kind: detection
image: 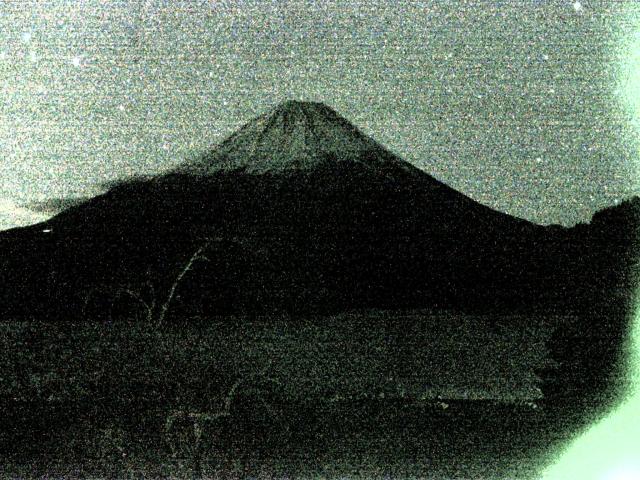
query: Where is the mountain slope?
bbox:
[177,100,420,178]
[0,101,635,321]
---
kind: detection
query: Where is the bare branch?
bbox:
[156,240,211,325]
[223,377,244,414]
[116,287,154,322]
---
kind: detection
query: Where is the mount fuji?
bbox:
[177,100,418,176]
[0,100,636,321]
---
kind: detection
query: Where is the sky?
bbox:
[0,0,640,229]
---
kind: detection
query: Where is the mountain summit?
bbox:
[1,99,636,324]
[177,100,418,177]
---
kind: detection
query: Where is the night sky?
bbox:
[1,0,639,230]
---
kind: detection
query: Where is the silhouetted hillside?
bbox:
[537,196,640,409]
[0,102,636,323]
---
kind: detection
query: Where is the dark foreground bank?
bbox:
[0,313,622,479]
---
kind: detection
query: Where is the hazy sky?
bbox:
[1,0,640,229]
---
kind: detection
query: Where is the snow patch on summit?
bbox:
[177,100,417,176]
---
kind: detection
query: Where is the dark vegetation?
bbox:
[0,305,635,477]
[0,319,562,479]
[0,187,636,478]
[537,198,640,411]
[1,171,637,318]
[0,102,638,477]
